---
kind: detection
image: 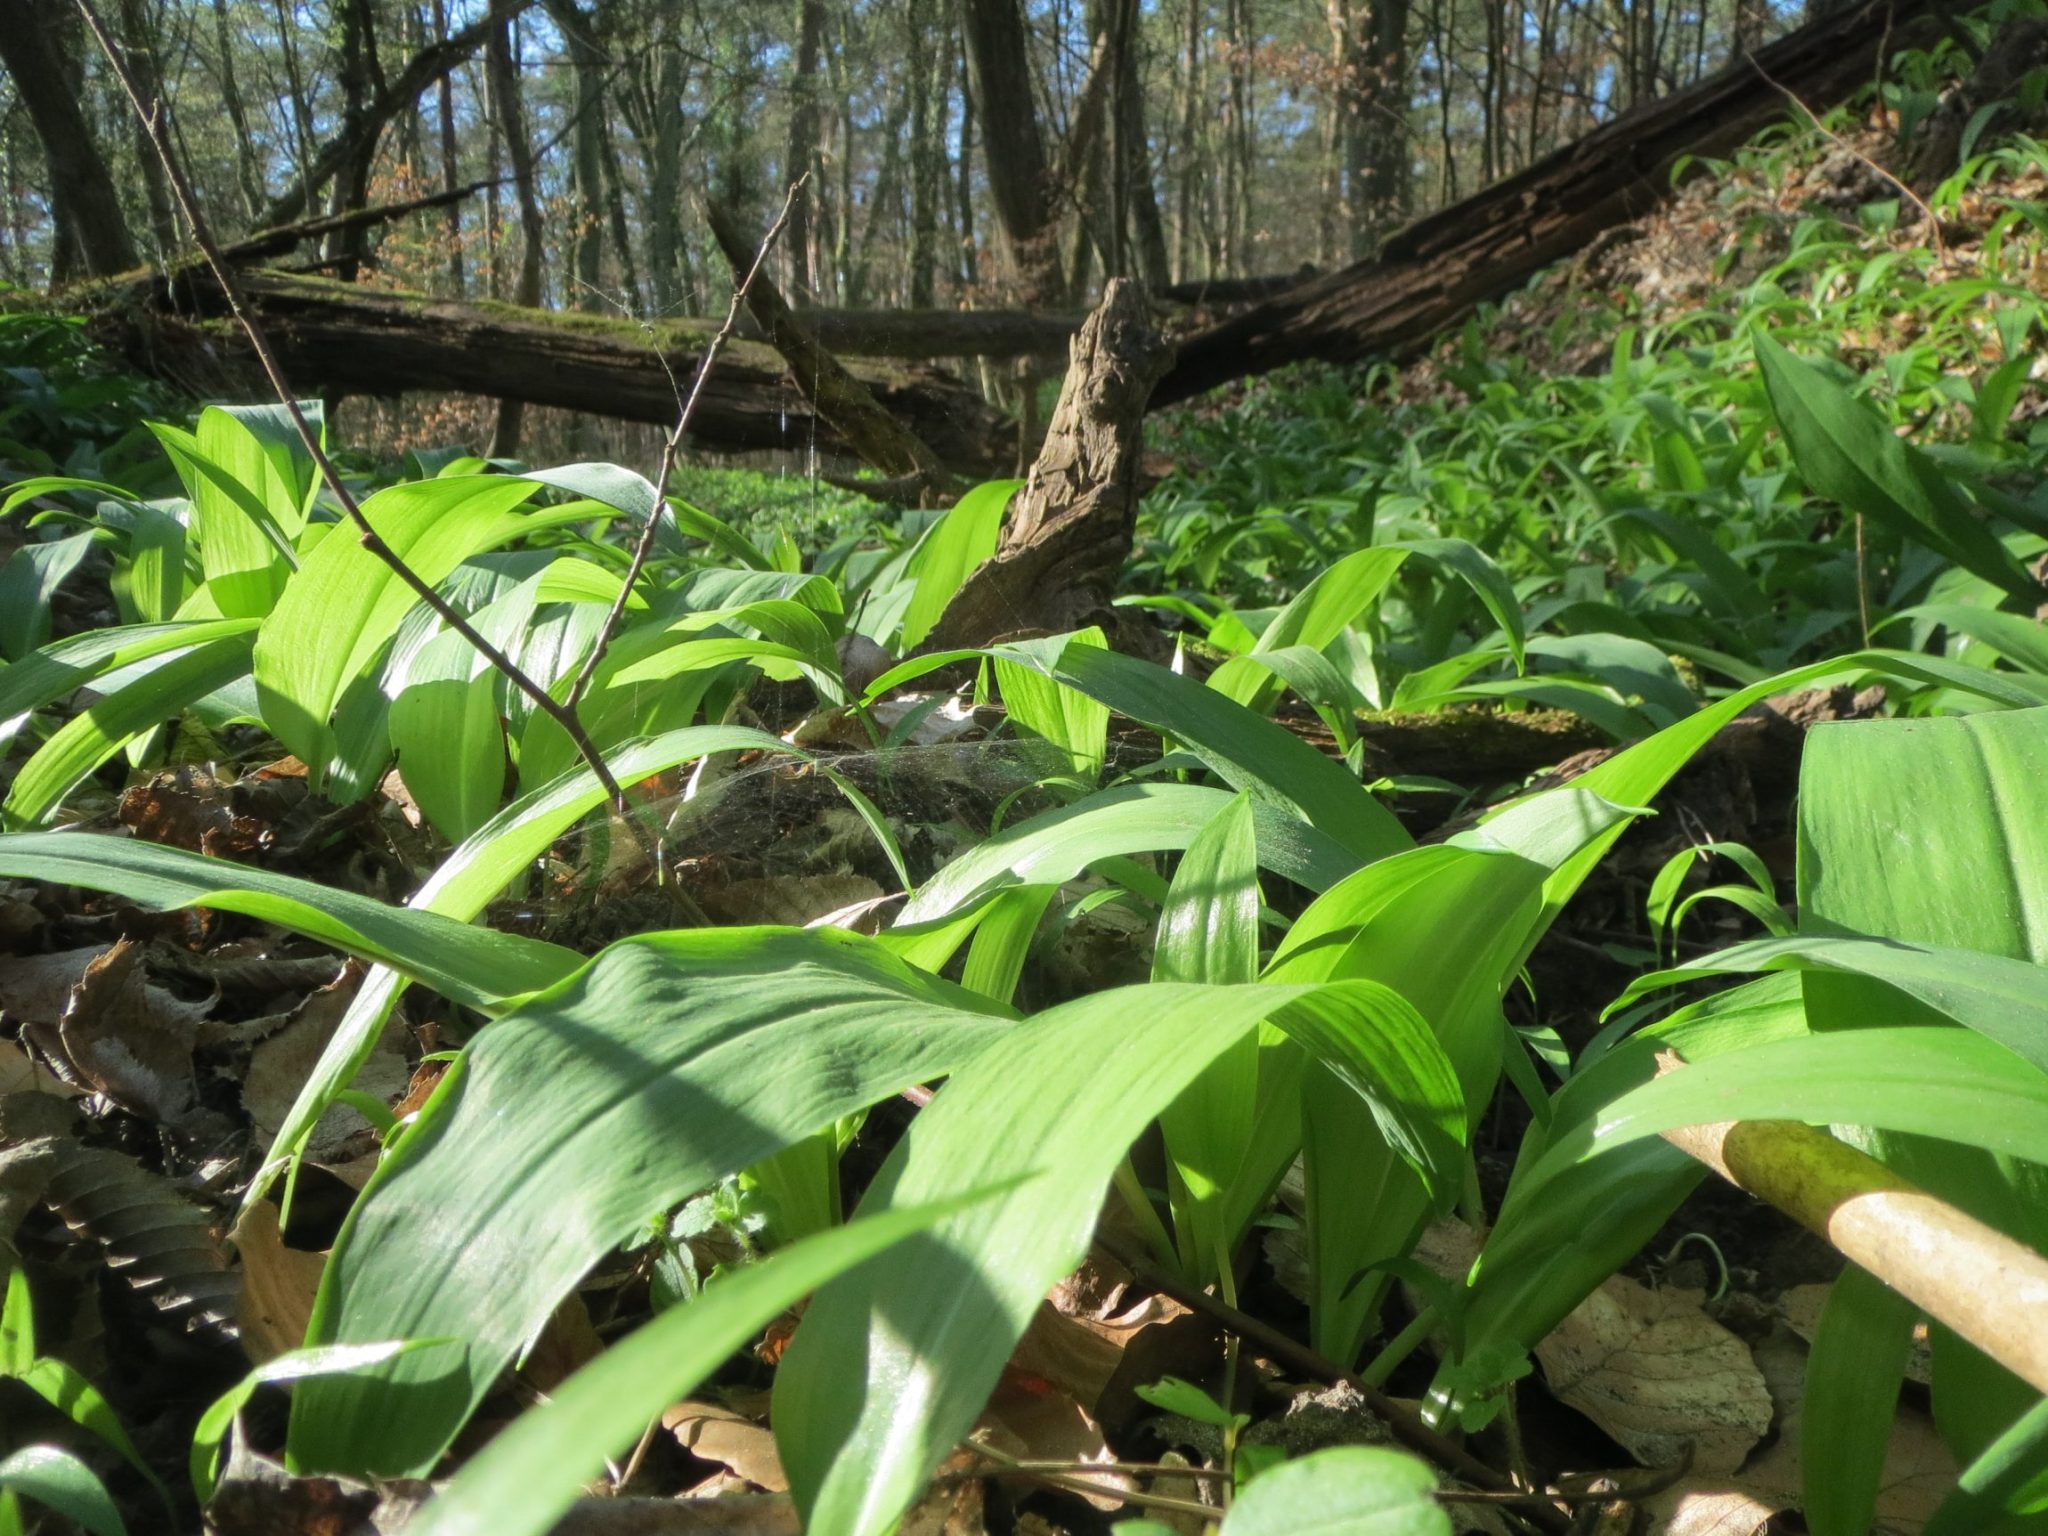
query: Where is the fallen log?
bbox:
[1153,0,1949,406]
[91,268,1013,476]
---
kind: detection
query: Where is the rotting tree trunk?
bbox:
[1153,0,1950,407]
[707,201,956,495]
[94,268,1013,476]
[927,279,1171,650]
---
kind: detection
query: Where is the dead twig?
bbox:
[564,177,805,712]
[75,0,654,831]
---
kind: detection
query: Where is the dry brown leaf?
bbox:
[1536,1274,1773,1473]
[976,1375,1135,1511]
[58,938,212,1128]
[231,1200,326,1363]
[0,1039,80,1098]
[0,944,112,1024]
[243,973,405,1164]
[519,1293,605,1396]
[1010,1291,1208,1426]
[665,1400,787,1491]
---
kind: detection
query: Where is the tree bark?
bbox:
[98,268,1014,476]
[545,0,608,310]
[927,279,1171,650]
[0,0,137,280]
[960,0,1064,305]
[486,14,546,456]
[786,0,827,298]
[1153,0,1950,407]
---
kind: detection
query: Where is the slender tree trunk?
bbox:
[207,0,267,220]
[431,0,465,292]
[112,0,178,252]
[0,0,137,279]
[786,0,826,298]
[545,0,607,310]
[960,0,1064,305]
[1114,0,1171,287]
[907,0,945,306]
[487,15,546,455]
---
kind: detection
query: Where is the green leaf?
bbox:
[291,927,1012,1476]
[1802,1265,1914,1536]
[0,1271,29,1371]
[900,782,1357,926]
[1154,793,1262,1277]
[517,462,766,572]
[1926,1394,2048,1535]
[0,532,94,660]
[0,1447,125,1536]
[253,476,538,791]
[17,1358,168,1507]
[1218,1445,1449,1536]
[397,1195,994,1536]
[1756,333,2040,602]
[899,479,1020,649]
[1611,935,2048,1074]
[191,1339,447,1502]
[1133,1376,1246,1430]
[774,978,1465,1536]
[995,628,1111,782]
[0,830,576,1010]
[2,631,257,829]
[1514,1026,2048,1200]
[0,620,258,753]
[251,725,798,1201]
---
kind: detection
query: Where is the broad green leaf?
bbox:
[866,638,1411,865]
[398,1195,993,1536]
[1514,1027,2048,1200]
[995,628,1111,782]
[897,782,1357,925]
[960,884,1056,1006]
[191,1340,447,1501]
[291,927,1012,1476]
[1208,547,1409,711]
[0,831,575,1010]
[1756,334,2040,602]
[16,1358,168,1507]
[253,477,538,791]
[0,1270,28,1370]
[1218,1444,1450,1536]
[1611,935,2048,1074]
[774,979,1462,1536]
[252,726,798,1201]
[1802,1265,1914,1536]
[1154,792,1263,1280]
[3,631,256,829]
[0,532,94,659]
[899,479,1019,649]
[0,620,258,753]
[0,1447,124,1536]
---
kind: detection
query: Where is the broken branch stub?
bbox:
[926,278,1172,652]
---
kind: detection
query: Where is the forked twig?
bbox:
[75,0,649,825]
[564,177,806,710]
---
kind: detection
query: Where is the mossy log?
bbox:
[92,268,1016,475]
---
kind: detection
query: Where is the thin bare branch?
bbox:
[74,0,652,828]
[564,176,807,711]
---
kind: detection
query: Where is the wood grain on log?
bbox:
[927,278,1172,650]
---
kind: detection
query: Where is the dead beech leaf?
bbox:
[0,944,113,1024]
[231,1200,325,1363]
[243,973,405,1164]
[517,1293,605,1397]
[0,1039,80,1099]
[1536,1275,1772,1473]
[1010,1291,1206,1426]
[664,1400,787,1491]
[59,938,212,1128]
[976,1375,1134,1511]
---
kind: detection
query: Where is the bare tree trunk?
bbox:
[207,0,268,220]
[1113,0,1172,288]
[112,0,178,253]
[0,0,137,280]
[487,15,546,456]
[960,0,1064,305]
[544,0,607,310]
[907,0,946,307]
[786,0,826,298]
[323,0,387,272]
